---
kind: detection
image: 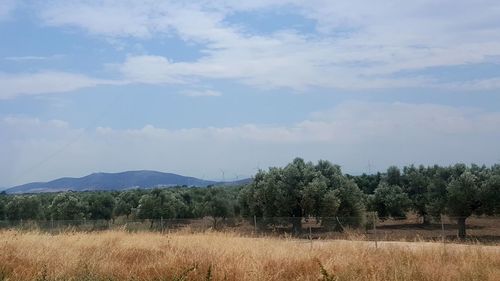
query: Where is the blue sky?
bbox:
[1,0,500,187]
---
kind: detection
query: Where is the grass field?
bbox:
[0,230,499,281]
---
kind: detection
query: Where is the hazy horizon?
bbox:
[1,1,500,187]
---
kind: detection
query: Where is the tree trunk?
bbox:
[212,217,218,230]
[422,215,430,225]
[291,217,302,235]
[457,217,466,239]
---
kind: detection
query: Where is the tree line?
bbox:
[1,158,499,237]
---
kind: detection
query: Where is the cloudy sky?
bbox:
[1,0,500,187]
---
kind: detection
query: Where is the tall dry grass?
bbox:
[0,229,498,281]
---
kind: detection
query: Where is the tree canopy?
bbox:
[1,159,499,238]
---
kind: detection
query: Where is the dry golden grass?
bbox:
[0,230,499,281]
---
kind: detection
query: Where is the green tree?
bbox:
[319,190,340,229]
[445,171,482,238]
[403,165,430,223]
[425,165,452,218]
[0,194,6,220]
[87,193,115,221]
[333,180,366,228]
[114,190,140,218]
[240,162,310,233]
[50,192,86,220]
[315,160,344,188]
[201,188,233,229]
[240,158,367,234]
[281,158,317,233]
[386,166,401,186]
[5,195,43,220]
[301,176,328,219]
[478,174,500,215]
[136,189,187,227]
[426,180,448,218]
[369,183,410,218]
[351,173,381,194]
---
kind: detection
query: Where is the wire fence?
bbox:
[1,215,499,244]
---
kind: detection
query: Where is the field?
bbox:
[4,215,500,244]
[0,230,499,281]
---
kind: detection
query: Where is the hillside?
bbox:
[5,170,250,194]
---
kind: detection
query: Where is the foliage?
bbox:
[49,192,86,220]
[239,158,366,232]
[444,171,498,238]
[0,195,6,220]
[368,183,410,218]
[1,159,499,238]
[402,165,430,222]
[386,166,401,186]
[136,189,186,220]
[86,193,115,220]
[332,179,366,228]
[446,171,481,218]
[201,188,233,228]
[478,175,500,215]
[5,195,43,220]
[114,190,140,218]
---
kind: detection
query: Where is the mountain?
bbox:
[5,170,251,194]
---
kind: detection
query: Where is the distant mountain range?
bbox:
[4,170,251,194]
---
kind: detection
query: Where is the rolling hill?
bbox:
[5,170,251,194]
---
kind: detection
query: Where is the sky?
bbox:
[1,0,500,187]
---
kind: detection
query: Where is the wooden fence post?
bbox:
[253,215,257,234]
[441,215,446,249]
[309,225,312,249]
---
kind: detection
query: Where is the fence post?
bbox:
[161,216,164,234]
[441,215,445,247]
[309,225,312,249]
[253,215,257,235]
[51,217,54,232]
[373,213,378,249]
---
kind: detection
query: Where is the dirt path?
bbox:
[291,238,500,253]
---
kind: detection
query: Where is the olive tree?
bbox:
[50,192,86,220]
[240,158,366,234]
[369,183,410,218]
[137,189,186,227]
[0,194,7,220]
[5,195,43,220]
[201,188,233,229]
[114,190,140,218]
[445,172,482,238]
[478,174,500,215]
[86,193,116,221]
[403,165,430,223]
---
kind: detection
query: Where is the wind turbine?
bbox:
[253,161,262,172]
[220,169,225,182]
[366,160,375,174]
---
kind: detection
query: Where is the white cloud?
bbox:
[183,89,221,97]
[35,1,500,90]
[0,71,123,99]
[0,0,16,21]
[119,55,185,84]
[439,77,500,92]
[2,102,500,186]
[40,0,164,38]
[4,55,65,61]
